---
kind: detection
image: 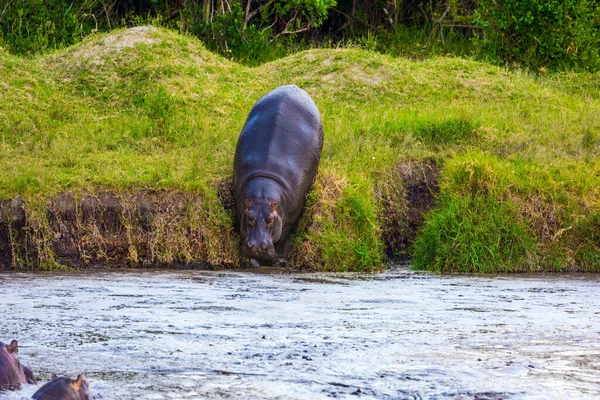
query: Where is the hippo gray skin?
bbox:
[32,373,92,400]
[0,340,36,391]
[233,85,324,264]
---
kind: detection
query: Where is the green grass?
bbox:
[0,26,599,272]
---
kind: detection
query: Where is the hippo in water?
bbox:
[234,85,324,264]
[32,374,92,400]
[0,340,36,391]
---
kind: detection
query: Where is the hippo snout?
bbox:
[244,238,276,261]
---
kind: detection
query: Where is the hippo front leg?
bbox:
[249,258,262,268]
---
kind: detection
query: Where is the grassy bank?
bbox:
[1,27,598,272]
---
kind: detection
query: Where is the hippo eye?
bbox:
[247,216,255,226]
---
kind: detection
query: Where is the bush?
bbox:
[0,0,85,55]
[474,0,600,71]
[189,2,271,64]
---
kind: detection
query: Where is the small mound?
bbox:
[39,26,239,107]
[60,25,226,67]
[73,26,163,62]
[260,48,566,108]
[259,49,401,102]
[102,26,162,49]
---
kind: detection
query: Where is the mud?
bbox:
[378,160,439,260]
[0,268,599,399]
[0,190,238,269]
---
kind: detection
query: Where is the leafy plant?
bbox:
[473,0,600,71]
[0,0,84,54]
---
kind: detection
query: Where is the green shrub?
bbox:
[474,0,600,71]
[189,2,270,63]
[0,0,85,55]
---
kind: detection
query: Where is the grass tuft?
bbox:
[412,195,539,273]
[291,171,383,272]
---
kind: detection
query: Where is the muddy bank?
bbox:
[377,160,439,260]
[0,189,239,270]
[0,162,439,270]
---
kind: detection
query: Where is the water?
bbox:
[0,268,598,399]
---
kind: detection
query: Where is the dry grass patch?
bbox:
[0,189,238,270]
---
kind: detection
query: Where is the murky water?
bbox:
[0,268,598,399]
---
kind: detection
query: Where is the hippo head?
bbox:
[32,373,92,400]
[241,198,282,261]
[23,365,36,384]
[0,340,34,390]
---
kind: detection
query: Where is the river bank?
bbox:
[1,27,598,272]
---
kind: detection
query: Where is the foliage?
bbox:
[1,1,599,71]
[473,0,600,71]
[273,0,337,33]
[0,0,84,54]
[188,2,271,63]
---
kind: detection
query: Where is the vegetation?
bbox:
[1,1,599,70]
[0,27,598,272]
[473,0,600,71]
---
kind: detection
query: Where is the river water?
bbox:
[0,268,598,399]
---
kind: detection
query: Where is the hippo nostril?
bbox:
[246,241,254,249]
[260,242,269,251]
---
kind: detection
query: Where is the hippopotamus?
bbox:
[233,85,323,264]
[0,340,36,391]
[32,374,92,400]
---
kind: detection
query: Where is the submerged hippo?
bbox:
[32,374,91,400]
[234,85,324,263]
[0,340,36,391]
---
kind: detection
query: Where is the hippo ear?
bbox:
[244,199,252,210]
[73,375,84,389]
[51,372,57,379]
[270,202,278,212]
[7,340,18,353]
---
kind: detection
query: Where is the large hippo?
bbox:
[234,85,323,263]
[32,374,92,400]
[0,340,36,391]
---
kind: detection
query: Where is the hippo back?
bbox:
[32,375,91,400]
[234,85,323,210]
